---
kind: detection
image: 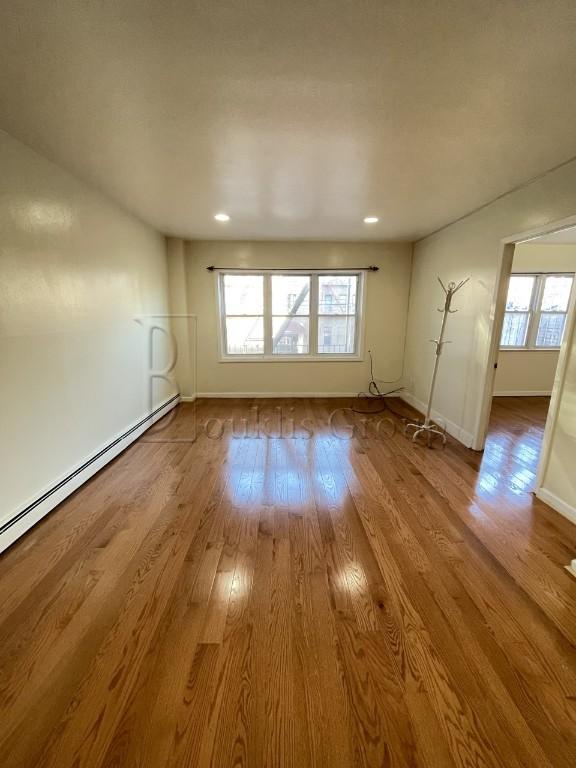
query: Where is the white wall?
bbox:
[0,129,175,548]
[166,237,196,400]
[404,157,576,520]
[494,351,559,396]
[168,240,412,396]
[494,243,576,395]
[509,242,576,273]
[539,313,576,524]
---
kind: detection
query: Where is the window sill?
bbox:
[218,354,364,363]
[499,347,561,352]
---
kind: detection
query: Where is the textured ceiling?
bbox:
[1,0,576,241]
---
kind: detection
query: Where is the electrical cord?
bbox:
[352,350,405,415]
[352,270,413,417]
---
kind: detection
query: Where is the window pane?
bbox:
[500,312,528,346]
[505,276,534,311]
[223,275,263,315]
[318,316,356,354]
[536,313,566,347]
[226,317,264,354]
[272,317,309,354]
[541,276,573,312]
[271,275,310,315]
[319,275,357,314]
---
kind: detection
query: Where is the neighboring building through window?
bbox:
[500,273,574,349]
[218,271,363,359]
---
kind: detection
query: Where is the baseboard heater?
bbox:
[0,393,180,552]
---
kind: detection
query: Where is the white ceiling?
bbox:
[2,1,576,241]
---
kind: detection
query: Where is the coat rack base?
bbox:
[404,421,447,447]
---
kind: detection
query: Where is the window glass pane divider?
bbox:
[310,274,319,355]
[526,274,543,348]
[263,274,272,355]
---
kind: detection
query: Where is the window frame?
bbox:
[500,272,574,351]
[217,269,365,362]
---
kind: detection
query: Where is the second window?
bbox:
[500,272,574,349]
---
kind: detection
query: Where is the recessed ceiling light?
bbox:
[214,212,230,222]
[363,216,379,224]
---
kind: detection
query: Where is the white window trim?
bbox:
[217,269,366,362]
[500,272,574,350]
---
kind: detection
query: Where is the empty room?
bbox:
[1,2,576,767]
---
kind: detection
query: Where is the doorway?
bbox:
[476,223,576,497]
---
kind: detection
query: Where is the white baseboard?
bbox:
[0,393,181,555]
[536,487,576,526]
[399,391,475,448]
[195,392,362,398]
[179,396,197,402]
[493,390,552,397]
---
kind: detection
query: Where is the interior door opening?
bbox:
[478,225,576,499]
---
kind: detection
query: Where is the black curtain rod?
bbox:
[206,265,379,272]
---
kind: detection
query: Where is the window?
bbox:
[271,274,310,354]
[218,271,363,359]
[500,273,574,349]
[318,275,357,354]
[221,274,265,355]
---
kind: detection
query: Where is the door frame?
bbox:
[473,214,576,492]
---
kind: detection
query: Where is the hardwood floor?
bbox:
[483,395,551,495]
[0,396,575,768]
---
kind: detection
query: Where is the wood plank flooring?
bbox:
[0,396,575,767]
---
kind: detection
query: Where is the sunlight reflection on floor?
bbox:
[475,398,548,501]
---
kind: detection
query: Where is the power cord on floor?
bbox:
[352,350,405,415]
